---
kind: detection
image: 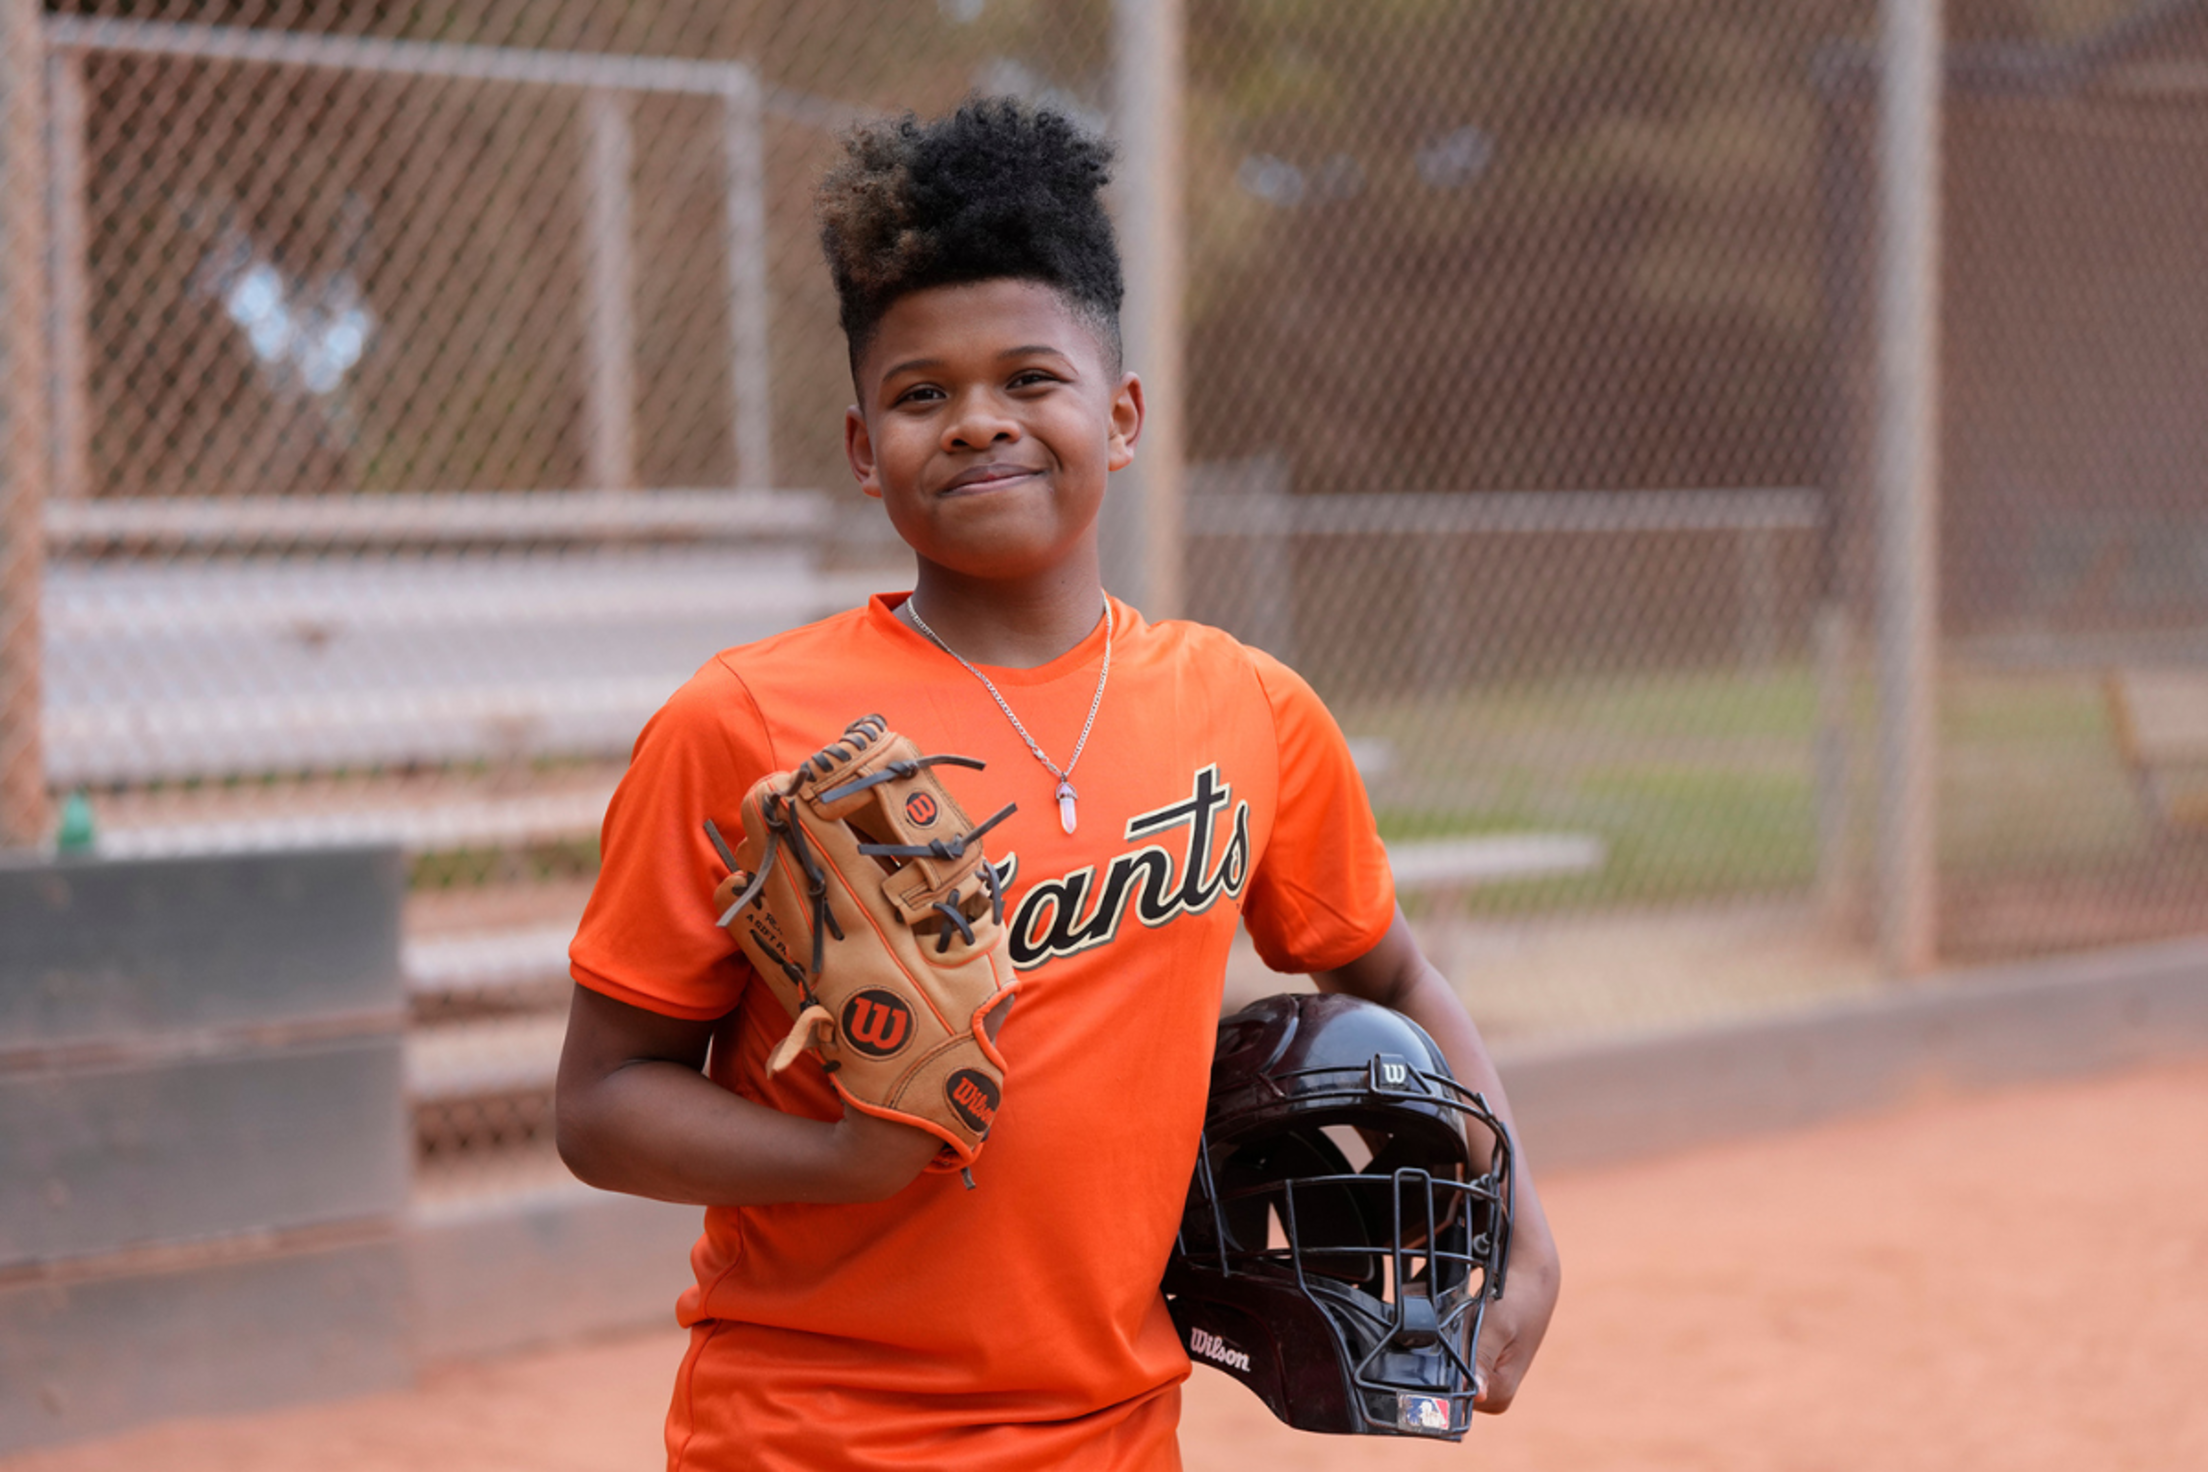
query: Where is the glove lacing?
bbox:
[702,715,1016,1067]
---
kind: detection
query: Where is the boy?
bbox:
[557,98,1558,1470]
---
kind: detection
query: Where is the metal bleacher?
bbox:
[50,488,880,1194]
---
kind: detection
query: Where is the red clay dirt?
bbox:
[10,1056,2206,1471]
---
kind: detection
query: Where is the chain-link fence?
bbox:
[7,0,2208,1197]
[1887,4,2208,963]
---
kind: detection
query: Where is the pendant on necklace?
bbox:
[1056,780,1078,835]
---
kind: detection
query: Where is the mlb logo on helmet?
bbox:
[1395,1394,1452,1433]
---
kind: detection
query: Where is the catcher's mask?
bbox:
[1165,993,1512,1441]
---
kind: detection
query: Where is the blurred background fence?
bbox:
[6,0,2208,1334]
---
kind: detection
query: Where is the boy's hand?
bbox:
[828,1105,945,1201]
[1473,1215,1561,1412]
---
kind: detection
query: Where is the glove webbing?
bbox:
[705,715,909,932]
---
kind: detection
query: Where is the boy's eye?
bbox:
[1009,370,1059,390]
[893,384,944,406]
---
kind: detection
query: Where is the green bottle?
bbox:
[56,791,96,854]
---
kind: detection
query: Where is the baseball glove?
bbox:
[704,714,1018,1182]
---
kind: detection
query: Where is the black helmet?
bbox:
[1164,993,1513,1440]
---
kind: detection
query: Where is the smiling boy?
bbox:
[556,99,1558,1471]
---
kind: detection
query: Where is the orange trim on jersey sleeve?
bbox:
[569,960,738,1021]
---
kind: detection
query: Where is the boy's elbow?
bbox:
[552,1084,614,1189]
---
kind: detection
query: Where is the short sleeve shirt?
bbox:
[570,594,1396,1472]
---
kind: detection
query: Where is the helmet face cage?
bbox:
[1172,1033,1514,1441]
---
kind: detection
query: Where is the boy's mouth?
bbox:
[939,462,1043,495]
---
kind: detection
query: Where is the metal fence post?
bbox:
[1738,522,1780,671]
[45,47,86,504]
[1,0,52,850]
[583,88,636,492]
[1109,0,1185,621]
[1813,601,1857,927]
[1875,0,1944,977]
[722,70,772,490]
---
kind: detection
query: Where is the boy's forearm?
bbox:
[1312,913,1560,1274]
[1311,910,1561,1411]
[1382,964,1559,1264]
[555,987,939,1206]
[559,1060,940,1206]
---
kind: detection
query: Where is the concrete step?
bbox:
[405,925,576,999]
[405,1014,565,1104]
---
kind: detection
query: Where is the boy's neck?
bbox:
[901,563,1108,670]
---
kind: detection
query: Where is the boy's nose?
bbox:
[942,391,1022,450]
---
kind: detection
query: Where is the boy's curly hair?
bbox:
[817,97,1124,372]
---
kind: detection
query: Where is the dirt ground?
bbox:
[10,1056,2205,1472]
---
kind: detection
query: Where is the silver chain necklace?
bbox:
[904,595,1112,836]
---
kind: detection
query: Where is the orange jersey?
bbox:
[570,593,1396,1471]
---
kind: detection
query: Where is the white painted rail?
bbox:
[95,787,621,861]
[406,927,579,998]
[46,490,891,787]
[1387,834,1608,890]
[44,488,825,552]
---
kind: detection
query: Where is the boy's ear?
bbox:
[844,405,884,499]
[1107,372,1145,473]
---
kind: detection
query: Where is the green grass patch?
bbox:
[1346,660,2152,914]
[1376,763,1815,913]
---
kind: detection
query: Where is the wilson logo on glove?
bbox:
[842,990,915,1057]
[946,1069,1000,1134]
[904,791,939,827]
